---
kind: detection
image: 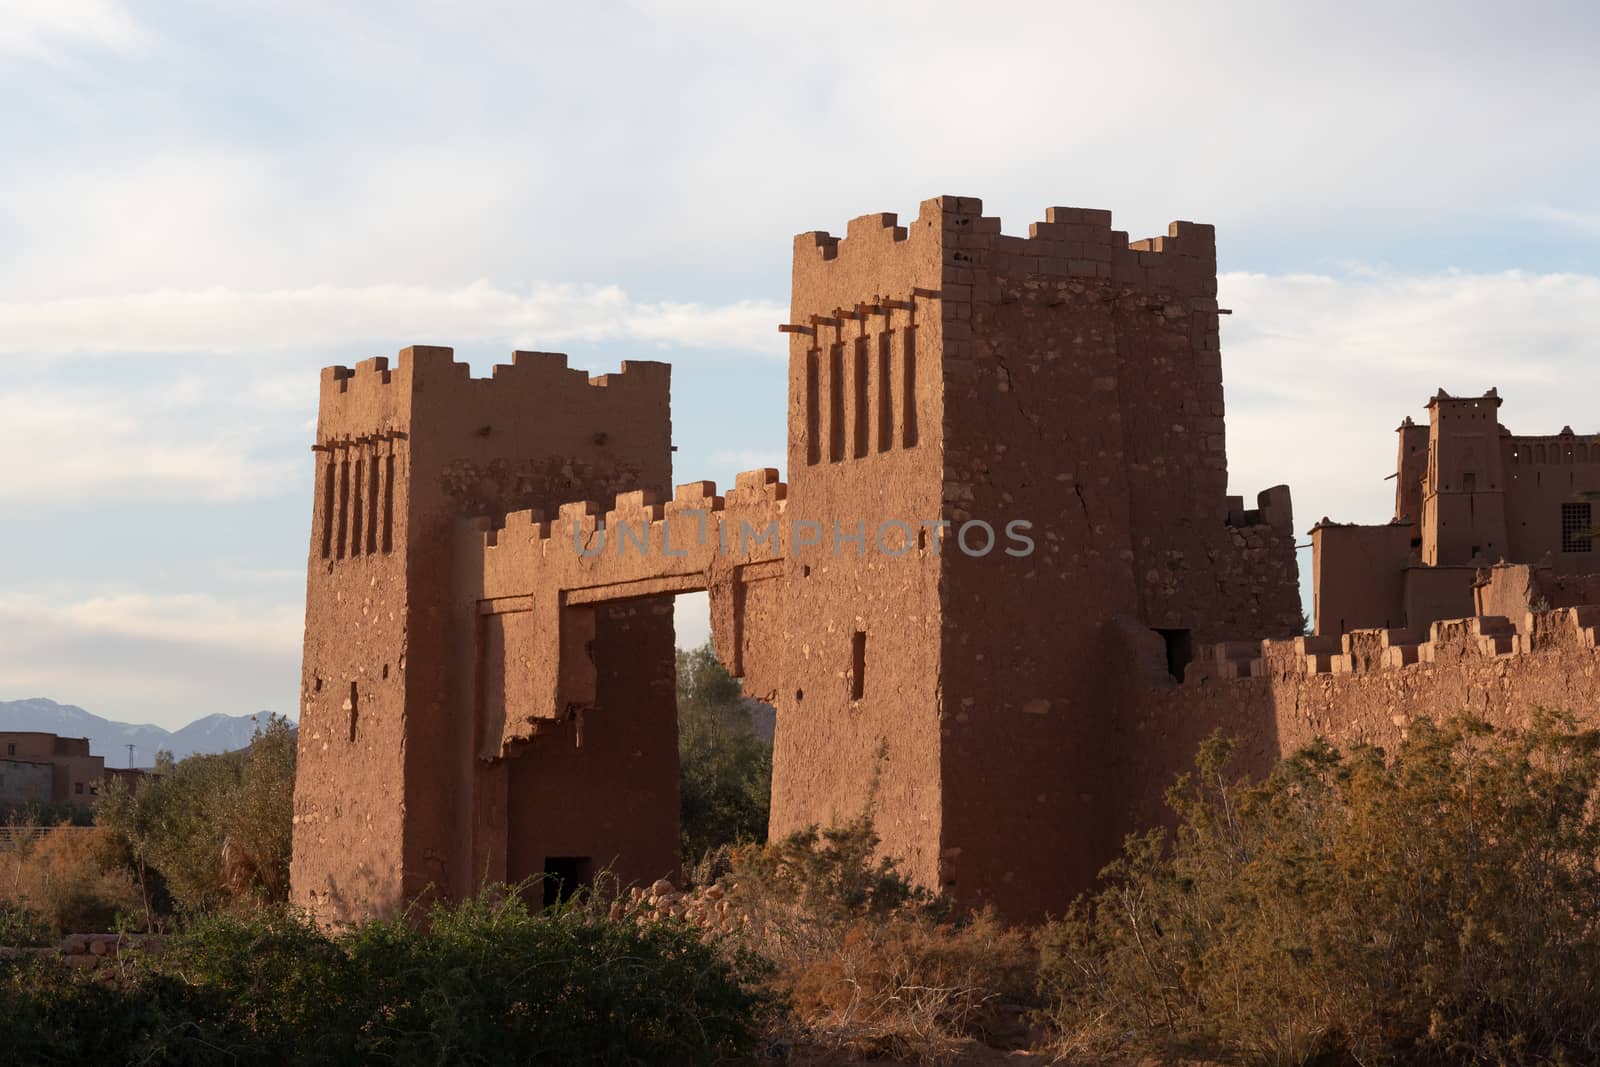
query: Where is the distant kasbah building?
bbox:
[1311,388,1600,636]
[0,732,147,811]
[289,195,1600,925]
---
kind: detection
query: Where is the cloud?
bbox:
[0,282,785,356]
[41,591,301,655]
[4,4,1597,300]
[0,0,148,61]
[0,372,299,501]
[1219,267,1600,533]
[0,589,301,729]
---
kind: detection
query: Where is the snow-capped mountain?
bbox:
[0,698,291,768]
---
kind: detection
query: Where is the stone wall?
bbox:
[0,932,163,971]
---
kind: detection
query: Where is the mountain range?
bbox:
[0,698,291,768]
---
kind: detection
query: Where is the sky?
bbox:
[2,1,1598,730]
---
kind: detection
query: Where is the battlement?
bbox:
[1190,606,1600,684]
[474,469,789,564]
[316,345,670,443]
[1225,485,1294,529]
[792,196,1218,305]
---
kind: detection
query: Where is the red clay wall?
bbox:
[502,599,681,894]
[1503,434,1600,569]
[293,347,674,923]
[1115,610,1600,846]
[1311,523,1413,634]
[928,201,1300,916]
[769,203,951,892]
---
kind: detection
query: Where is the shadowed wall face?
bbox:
[503,598,680,898]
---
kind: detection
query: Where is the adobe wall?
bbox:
[0,759,52,807]
[1395,419,1429,522]
[928,200,1300,915]
[500,599,681,894]
[293,346,674,923]
[1,735,106,808]
[1502,433,1600,568]
[766,201,953,893]
[1421,394,1509,566]
[1,732,65,762]
[1401,564,1478,632]
[1311,523,1413,633]
[1114,608,1600,843]
[1477,562,1600,618]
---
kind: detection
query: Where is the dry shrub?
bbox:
[2,825,143,936]
[1040,712,1600,1066]
[722,814,1038,1064]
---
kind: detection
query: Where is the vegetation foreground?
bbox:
[7,653,1600,1064]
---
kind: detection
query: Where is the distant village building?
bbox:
[0,732,149,812]
[1312,389,1600,635]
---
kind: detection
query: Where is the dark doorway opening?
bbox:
[1154,628,1193,683]
[542,856,593,908]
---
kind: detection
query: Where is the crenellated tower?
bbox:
[767,198,1301,914]
[292,346,673,920]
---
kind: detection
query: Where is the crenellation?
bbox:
[607,489,664,525]
[1208,605,1600,685]
[669,480,721,511]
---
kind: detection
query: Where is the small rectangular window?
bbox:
[851,631,867,701]
[1154,628,1193,683]
[1462,472,1476,492]
[74,782,83,795]
[1562,502,1593,553]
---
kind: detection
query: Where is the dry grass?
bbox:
[780,909,1037,1064]
[1,824,144,936]
[700,817,1040,1065]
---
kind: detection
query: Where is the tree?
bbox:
[97,715,296,915]
[676,642,771,866]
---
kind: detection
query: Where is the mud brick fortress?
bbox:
[291,196,1600,922]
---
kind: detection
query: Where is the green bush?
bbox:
[0,899,51,947]
[677,642,772,866]
[1040,713,1600,1066]
[0,888,765,1065]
